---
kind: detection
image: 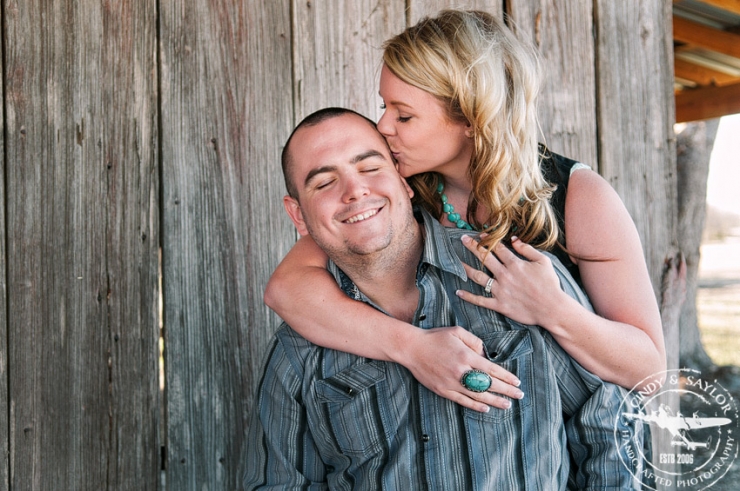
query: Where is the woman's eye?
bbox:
[397,116,411,123]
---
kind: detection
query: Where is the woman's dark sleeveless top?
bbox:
[538,145,582,286]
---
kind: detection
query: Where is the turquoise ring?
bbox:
[461,369,492,393]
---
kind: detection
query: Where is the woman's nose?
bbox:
[377,110,394,137]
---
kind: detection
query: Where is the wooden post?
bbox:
[596,2,678,489]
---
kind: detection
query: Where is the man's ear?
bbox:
[400,176,414,199]
[283,195,310,236]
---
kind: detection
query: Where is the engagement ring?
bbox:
[484,277,494,294]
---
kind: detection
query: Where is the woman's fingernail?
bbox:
[511,236,518,241]
[461,235,471,244]
[456,290,463,297]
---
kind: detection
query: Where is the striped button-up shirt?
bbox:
[244,210,637,490]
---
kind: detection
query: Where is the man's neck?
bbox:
[336,225,423,323]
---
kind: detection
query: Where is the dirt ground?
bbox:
[679,237,740,490]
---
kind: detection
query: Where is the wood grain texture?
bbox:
[407,0,503,25]
[507,0,598,165]
[0,2,7,489]
[159,1,294,488]
[293,0,405,121]
[595,0,678,295]
[4,0,160,489]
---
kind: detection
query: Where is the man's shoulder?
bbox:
[263,323,322,376]
[274,322,320,354]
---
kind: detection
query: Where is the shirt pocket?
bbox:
[313,361,393,455]
[467,329,534,423]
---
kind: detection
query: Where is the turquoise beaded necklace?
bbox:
[436,180,476,230]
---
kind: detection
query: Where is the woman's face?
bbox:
[377,65,474,179]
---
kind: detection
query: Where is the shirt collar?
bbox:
[417,208,468,281]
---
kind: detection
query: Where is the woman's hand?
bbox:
[402,326,524,413]
[456,234,565,327]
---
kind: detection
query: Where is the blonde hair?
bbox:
[382,9,559,250]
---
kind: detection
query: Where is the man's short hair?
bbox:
[281,107,378,199]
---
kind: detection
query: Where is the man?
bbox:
[244,108,636,489]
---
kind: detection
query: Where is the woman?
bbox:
[265,9,665,413]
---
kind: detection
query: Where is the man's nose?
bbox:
[341,175,370,202]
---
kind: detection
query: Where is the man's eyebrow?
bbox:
[304,165,337,187]
[351,149,386,164]
[303,150,387,187]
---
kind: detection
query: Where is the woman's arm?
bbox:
[264,234,524,412]
[457,169,665,390]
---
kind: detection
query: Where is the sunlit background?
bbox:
[699,113,740,367]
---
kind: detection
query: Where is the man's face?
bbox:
[283,113,415,261]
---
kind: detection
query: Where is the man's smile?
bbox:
[343,206,383,224]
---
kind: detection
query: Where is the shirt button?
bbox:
[418,314,427,321]
[346,387,354,396]
[422,434,430,442]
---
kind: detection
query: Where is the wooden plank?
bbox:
[676,81,740,121]
[4,0,160,489]
[407,1,503,25]
[293,0,406,121]
[700,0,740,16]
[674,15,740,59]
[674,57,740,88]
[99,2,161,487]
[0,3,7,489]
[507,0,598,166]
[595,0,678,296]
[159,1,294,488]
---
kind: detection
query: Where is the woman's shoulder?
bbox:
[538,144,589,187]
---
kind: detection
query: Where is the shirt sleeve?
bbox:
[544,253,638,489]
[543,332,637,489]
[243,337,328,490]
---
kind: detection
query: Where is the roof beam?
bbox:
[673,16,740,59]
[674,57,740,86]
[698,0,740,16]
[675,81,740,122]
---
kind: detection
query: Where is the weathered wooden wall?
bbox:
[0,0,677,489]
[5,0,160,489]
[159,1,294,488]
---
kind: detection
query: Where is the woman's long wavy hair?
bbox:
[382,9,559,251]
